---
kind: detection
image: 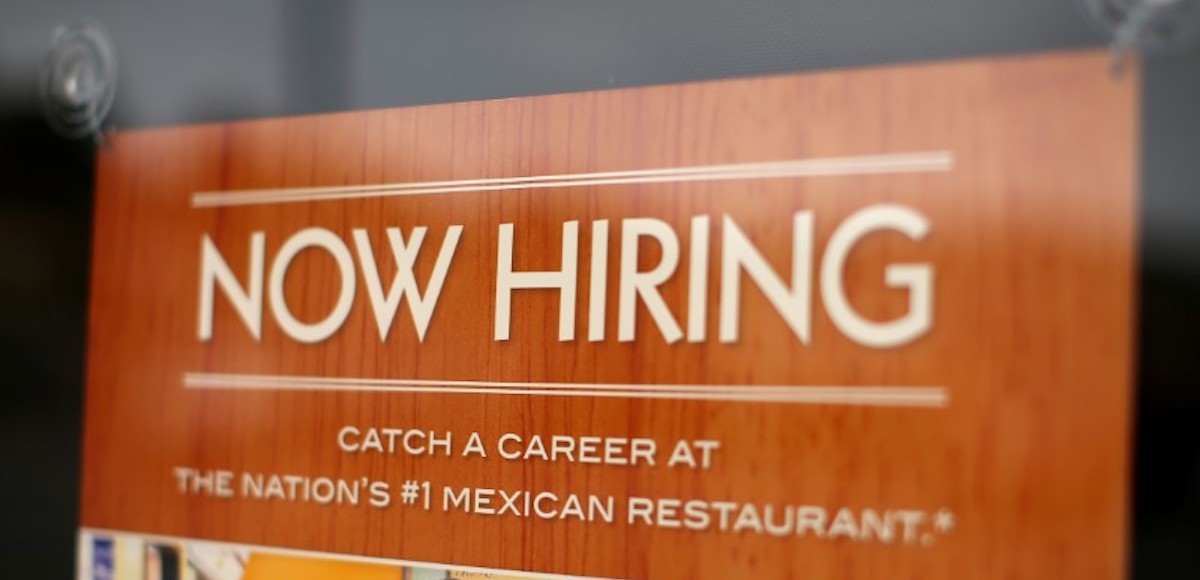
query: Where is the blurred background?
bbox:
[0,1,1197,577]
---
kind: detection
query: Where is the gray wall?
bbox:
[2,1,1103,127]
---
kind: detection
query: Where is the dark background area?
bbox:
[0,1,1197,577]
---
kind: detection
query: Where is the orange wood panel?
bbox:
[82,49,1136,579]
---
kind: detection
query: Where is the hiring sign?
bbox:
[80,50,1134,579]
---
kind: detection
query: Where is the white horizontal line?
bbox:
[183,372,948,408]
[80,527,615,580]
[191,151,953,208]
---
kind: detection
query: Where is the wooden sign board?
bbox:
[80,50,1135,579]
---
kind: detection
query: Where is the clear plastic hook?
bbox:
[39,20,118,142]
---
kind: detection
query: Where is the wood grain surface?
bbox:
[81,49,1136,579]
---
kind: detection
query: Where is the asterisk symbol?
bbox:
[934,509,955,533]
